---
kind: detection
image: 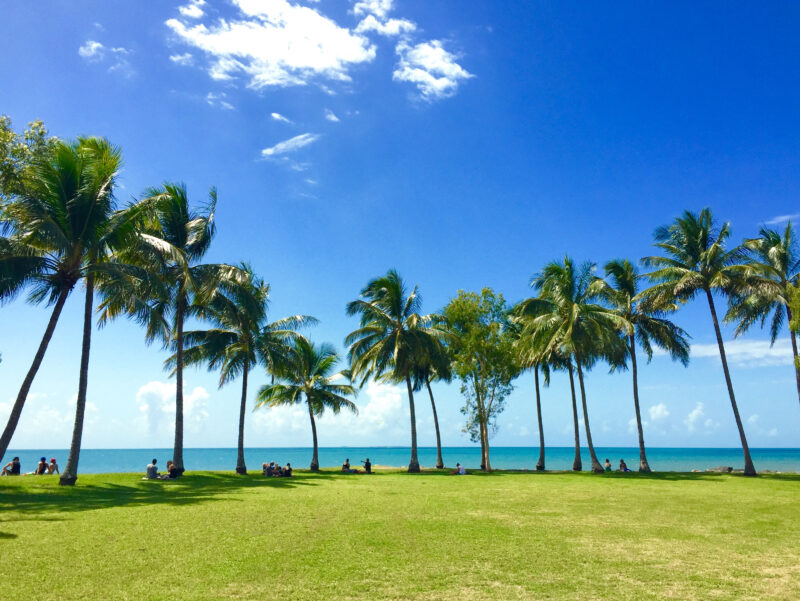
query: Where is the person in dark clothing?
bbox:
[361,458,372,474]
[1,456,21,476]
[34,457,48,475]
[283,463,292,477]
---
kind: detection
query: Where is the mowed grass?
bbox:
[1,470,798,601]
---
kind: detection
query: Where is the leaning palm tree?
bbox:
[517,257,629,473]
[98,182,237,475]
[175,265,316,474]
[256,339,357,471]
[0,138,120,468]
[642,208,756,476]
[596,259,690,472]
[726,222,800,412]
[345,269,442,472]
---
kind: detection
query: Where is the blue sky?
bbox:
[1,0,799,451]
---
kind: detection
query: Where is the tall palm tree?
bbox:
[596,259,690,472]
[256,339,357,471]
[518,257,629,473]
[345,269,442,473]
[726,223,800,413]
[98,182,235,475]
[642,208,756,476]
[176,265,316,474]
[0,139,119,466]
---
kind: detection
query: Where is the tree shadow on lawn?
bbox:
[0,472,323,518]
[390,469,800,483]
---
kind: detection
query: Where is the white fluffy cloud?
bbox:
[649,403,670,421]
[179,0,206,19]
[684,402,719,433]
[261,133,320,157]
[79,40,134,77]
[166,0,376,89]
[135,381,210,437]
[170,52,194,66]
[324,108,340,122]
[271,112,292,123]
[353,0,394,19]
[393,40,473,100]
[355,14,416,36]
[78,40,105,61]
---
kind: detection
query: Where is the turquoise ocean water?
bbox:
[4,447,799,474]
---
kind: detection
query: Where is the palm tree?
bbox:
[642,208,756,476]
[0,139,119,467]
[596,259,690,472]
[345,269,442,473]
[176,265,316,474]
[256,339,357,471]
[518,257,629,473]
[98,182,235,475]
[726,223,800,413]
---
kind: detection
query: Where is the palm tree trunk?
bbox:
[173,295,185,475]
[785,305,800,414]
[0,289,69,462]
[534,366,545,471]
[308,398,319,471]
[60,276,95,486]
[705,289,756,476]
[629,335,651,472]
[425,378,444,469]
[405,375,420,472]
[575,360,604,473]
[235,360,248,475]
[567,362,582,471]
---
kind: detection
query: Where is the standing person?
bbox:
[145,459,159,479]
[48,458,59,474]
[361,458,372,474]
[1,456,21,476]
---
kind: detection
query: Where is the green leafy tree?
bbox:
[517,257,629,473]
[98,183,238,475]
[0,116,57,201]
[256,339,357,471]
[642,208,756,476]
[726,223,800,413]
[442,288,519,472]
[596,259,690,472]
[345,269,442,472]
[175,265,316,474]
[0,138,123,469]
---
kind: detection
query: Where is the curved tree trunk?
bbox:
[706,289,756,476]
[405,375,420,472]
[425,378,444,469]
[534,366,545,471]
[567,362,582,471]
[60,276,95,486]
[0,289,69,462]
[173,295,185,475]
[235,360,248,475]
[481,416,492,471]
[308,398,319,472]
[575,360,604,473]
[785,305,800,415]
[629,335,651,472]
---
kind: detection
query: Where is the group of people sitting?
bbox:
[604,458,632,472]
[144,458,180,480]
[262,461,293,477]
[341,458,371,473]
[1,456,59,476]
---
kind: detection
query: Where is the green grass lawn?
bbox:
[1,470,798,600]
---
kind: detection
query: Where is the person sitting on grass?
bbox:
[167,460,180,479]
[1,456,21,476]
[342,458,356,473]
[283,463,292,477]
[274,464,284,477]
[619,459,631,472]
[34,457,48,475]
[145,458,159,479]
[262,462,274,476]
[604,458,612,472]
[361,458,371,474]
[451,463,466,475]
[48,458,59,474]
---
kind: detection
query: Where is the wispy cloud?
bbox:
[649,403,669,421]
[166,0,376,89]
[206,92,234,110]
[324,108,340,122]
[261,133,320,157]
[79,39,135,78]
[78,40,105,61]
[689,338,793,367]
[393,40,473,100]
[270,112,292,123]
[179,0,206,19]
[684,402,719,433]
[764,213,800,226]
[170,52,194,66]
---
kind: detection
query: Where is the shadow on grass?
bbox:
[0,472,324,518]
[384,468,800,482]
